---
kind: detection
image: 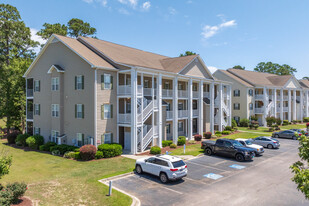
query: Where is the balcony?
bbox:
[27,111,33,120]
[143,88,152,96]
[178,110,188,118]
[193,109,199,117]
[166,111,173,120]
[203,92,210,98]
[178,90,188,98]
[118,113,131,124]
[255,108,264,114]
[255,94,264,100]
[162,89,173,98]
[193,91,199,98]
[27,89,33,98]
[283,95,289,101]
[283,107,289,112]
[118,85,131,96]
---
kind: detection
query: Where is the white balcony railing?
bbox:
[143,88,152,96]
[137,85,142,95]
[283,107,289,112]
[255,94,264,100]
[162,89,173,98]
[283,95,289,101]
[118,85,131,95]
[166,111,173,120]
[193,91,199,98]
[255,108,264,114]
[193,109,199,117]
[118,113,131,124]
[178,110,188,118]
[203,92,210,98]
[178,90,188,98]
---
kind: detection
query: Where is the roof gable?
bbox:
[283,77,302,89]
[214,70,253,87]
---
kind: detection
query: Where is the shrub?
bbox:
[215,131,222,135]
[283,120,289,126]
[249,124,254,129]
[268,127,275,132]
[193,134,202,141]
[15,133,30,147]
[232,119,237,128]
[250,115,258,121]
[50,144,78,155]
[292,120,297,124]
[6,182,27,204]
[307,122,309,128]
[254,124,259,130]
[74,148,80,152]
[169,144,177,149]
[95,151,104,159]
[231,129,235,133]
[222,131,231,135]
[79,144,97,161]
[98,144,123,158]
[74,152,81,160]
[216,134,222,137]
[7,132,20,144]
[275,127,280,131]
[26,135,44,150]
[239,119,250,127]
[150,146,161,155]
[297,120,302,123]
[0,189,13,206]
[204,132,212,139]
[225,126,232,131]
[51,150,60,156]
[39,142,57,152]
[304,117,309,123]
[25,136,36,149]
[63,151,76,159]
[177,136,186,146]
[266,116,276,127]
[162,140,173,147]
[188,140,196,144]
[234,127,238,131]
[276,118,282,125]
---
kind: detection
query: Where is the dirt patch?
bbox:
[12,197,33,206]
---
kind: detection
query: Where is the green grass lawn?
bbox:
[0,140,135,206]
[224,131,268,140]
[237,127,272,133]
[170,144,204,156]
[280,124,306,130]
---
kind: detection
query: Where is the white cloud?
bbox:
[118,0,138,8]
[83,0,93,3]
[207,66,219,74]
[30,28,46,53]
[168,7,177,15]
[118,8,130,15]
[201,19,236,39]
[141,1,151,11]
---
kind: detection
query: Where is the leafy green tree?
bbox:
[291,134,309,199]
[67,18,96,38]
[36,23,67,40]
[233,65,245,70]
[254,62,297,75]
[179,51,197,57]
[0,150,12,179]
[0,4,38,133]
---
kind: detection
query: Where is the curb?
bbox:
[98,172,141,206]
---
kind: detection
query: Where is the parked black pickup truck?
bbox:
[201,138,256,162]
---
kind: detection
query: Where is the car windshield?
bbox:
[232,141,244,147]
[245,140,252,145]
[172,160,186,168]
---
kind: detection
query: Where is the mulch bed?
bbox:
[12,197,33,206]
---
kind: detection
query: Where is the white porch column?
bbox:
[188,79,193,140]
[210,82,215,133]
[158,74,162,147]
[306,91,309,118]
[228,85,232,126]
[300,90,304,122]
[280,89,284,121]
[263,87,268,127]
[288,89,292,122]
[173,77,178,144]
[293,89,297,121]
[140,73,143,151]
[273,89,277,118]
[198,80,204,135]
[218,83,223,132]
[130,68,137,154]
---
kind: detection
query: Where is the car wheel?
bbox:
[267,144,273,149]
[275,134,279,138]
[235,154,245,162]
[135,165,143,174]
[292,136,297,140]
[205,148,212,156]
[160,172,168,183]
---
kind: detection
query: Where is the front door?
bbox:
[124,132,131,150]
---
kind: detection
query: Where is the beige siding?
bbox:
[180,59,212,79]
[27,41,95,144]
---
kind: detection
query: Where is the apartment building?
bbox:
[23,34,231,154]
[214,68,309,126]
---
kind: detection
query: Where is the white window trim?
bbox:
[103,133,112,144]
[51,104,59,117]
[104,104,112,119]
[103,73,112,90]
[76,104,83,119]
[34,80,40,92]
[51,77,59,91]
[76,75,83,90]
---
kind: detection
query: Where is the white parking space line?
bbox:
[188,161,227,172]
[184,177,208,185]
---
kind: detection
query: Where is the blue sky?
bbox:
[4,0,309,78]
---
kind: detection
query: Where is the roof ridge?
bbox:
[227,68,278,76]
[227,69,258,86]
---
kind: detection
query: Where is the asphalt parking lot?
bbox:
[113,139,309,206]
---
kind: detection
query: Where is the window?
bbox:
[216,139,224,146]
[101,133,113,144]
[144,80,149,88]
[101,74,113,90]
[249,103,253,110]
[234,116,240,123]
[34,104,40,115]
[34,80,40,92]
[102,104,113,119]
[126,101,131,113]
[75,75,84,90]
[77,133,84,147]
[75,104,84,119]
[51,104,59,117]
[193,101,198,110]
[51,130,59,143]
[234,89,240,97]
[224,141,232,147]
[166,123,171,134]
[172,160,186,168]
[155,159,169,167]
[248,89,253,96]
[167,102,171,111]
[34,127,40,135]
[234,103,240,110]
[51,77,59,91]
[178,102,184,110]
[193,84,198,91]
[178,122,184,132]
[178,83,183,90]
[164,82,170,89]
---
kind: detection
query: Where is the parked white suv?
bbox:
[236,138,264,156]
[135,155,187,183]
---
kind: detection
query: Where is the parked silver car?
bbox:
[272,130,300,140]
[250,136,280,149]
[135,155,187,183]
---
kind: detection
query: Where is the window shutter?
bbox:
[101,105,104,119]
[111,133,113,143]
[82,104,84,119]
[38,128,40,135]
[111,76,113,89]
[110,105,113,118]
[234,90,236,96]
[38,81,41,92]
[82,76,84,90]
[82,134,84,145]
[75,76,77,90]
[101,75,104,90]
[38,104,40,115]
[75,104,77,118]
